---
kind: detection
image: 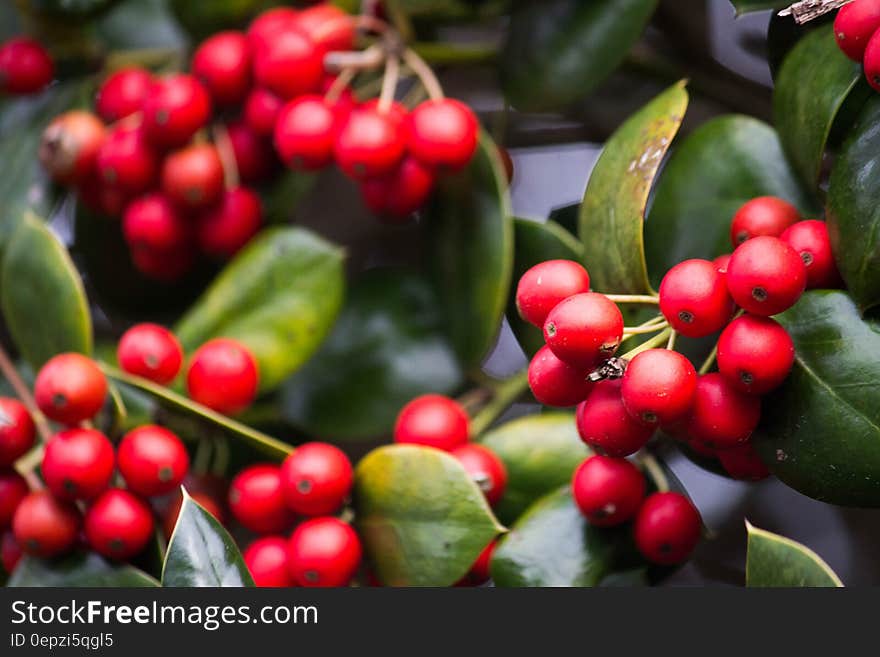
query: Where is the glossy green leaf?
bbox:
[479,412,589,524]
[1,213,92,368]
[752,291,880,506]
[9,552,159,587]
[425,135,513,368]
[162,489,254,587]
[175,227,345,393]
[354,444,504,586]
[282,269,462,441]
[581,82,688,294]
[501,0,658,112]
[745,522,843,587]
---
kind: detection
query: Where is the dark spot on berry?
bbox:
[63,479,77,494]
[600,341,619,355]
[751,287,768,302]
[304,570,320,583]
[800,251,814,267]
[145,354,159,369]
[354,162,366,176]
[158,465,173,482]
[26,538,40,551]
[156,109,169,125]
[109,538,125,553]
[641,411,658,424]
[659,542,673,554]
[740,371,754,386]
[296,479,312,494]
[735,231,748,245]
[678,310,694,324]
[545,322,557,337]
[185,187,203,203]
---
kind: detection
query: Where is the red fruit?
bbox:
[292,4,355,52]
[163,490,225,539]
[659,259,733,338]
[131,246,194,282]
[727,236,807,316]
[713,253,732,275]
[621,349,697,426]
[321,77,357,126]
[253,28,323,100]
[34,353,108,425]
[247,7,299,50]
[456,539,497,586]
[118,425,189,497]
[0,37,53,94]
[274,95,337,170]
[39,111,106,185]
[451,444,507,507]
[407,99,479,171]
[160,143,224,210]
[192,31,252,107]
[571,455,645,527]
[196,187,262,258]
[142,74,212,149]
[334,105,407,180]
[393,394,470,451]
[834,0,880,61]
[718,443,771,481]
[527,345,593,408]
[123,193,192,253]
[1,531,22,574]
[684,373,761,450]
[13,491,80,558]
[84,489,154,560]
[117,323,184,385]
[543,292,624,367]
[186,338,259,415]
[717,315,794,395]
[730,196,800,247]
[244,87,284,136]
[227,120,276,183]
[287,517,361,587]
[780,220,843,289]
[77,172,131,218]
[280,442,353,516]
[96,123,159,195]
[41,428,115,501]
[576,379,655,457]
[633,492,701,565]
[516,260,591,328]
[360,156,435,220]
[95,67,153,122]
[0,470,28,530]
[245,536,294,587]
[0,398,35,467]
[229,464,293,534]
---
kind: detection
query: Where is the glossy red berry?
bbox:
[39,111,106,185]
[123,193,192,254]
[41,428,115,501]
[1,531,21,574]
[117,323,184,385]
[287,517,361,587]
[713,253,732,275]
[142,74,212,149]
[730,196,800,247]
[13,491,80,558]
[0,398,35,467]
[0,470,28,530]
[247,7,299,51]
[835,0,880,61]
[864,21,880,89]
[334,105,407,180]
[95,67,153,122]
[229,464,293,534]
[253,28,323,100]
[227,120,276,183]
[118,425,189,497]
[718,443,771,481]
[621,349,697,426]
[192,31,252,107]
[131,246,194,282]
[292,4,355,52]
[196,187,262,258]
[96,123,159,195]
[0,37,53,94]
[571,455,645,527]
[273,95,336,170]
[84,489,154,560]
[34,353,108,425]
[633,492,701,565]
[451,444,507,507]
[244,87,284,136]
[684,373,761,450]
[456,539,497,586]
[407,99,479,171]
[717,315,794,395]
[186,338,259,415]
[360,156,435,220]
[393,394,470,451]
[245,536,293,587]
[727,236,807,316]
[780,220,843,289]
[543,292,624,367]
[516,260,591,328]
[576,379,655,457]
[160,143,224,210]
[659,259,733,338]
[163,490,225,539]
[527,345,593,408]
[280,442,353,516]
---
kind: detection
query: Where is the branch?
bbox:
[779,1,852,24]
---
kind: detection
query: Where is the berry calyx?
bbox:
[287,517,362,587]
[273,95,337,170]
[196,187,263,258]
[359,156,435,221]
[123,193,192,254]
[0,37,53,95]
[245,536,294,587]
[726,236,806,316]
[0,398,36,467]
[621,349,698,426]
[451,444,507,507]
[34,353,108,425]
[228,464,293,534]
[571,455,645,527]
[716,315,794,395]
[117,425,190,497]
[717,443,771,481]
[39,111,106,185]
[779,220,843,290]
[407,98,479,171]
[576,379,655,457]
[117,323,184,385]
[834,0,880,61]
[142,74,212,149]
[393,394,470,451]
[192,31,252,107]
[684,373,761,450]
[186,338,260,415]
[253,28,323,100]
[84,489,154,560]
[730,196,800,247]
[96,124,159,195]
[95,67,153,122]
[279,442,354,516]
[41,428,115,501]
[527,345,594,408]
[13,491,81,558]
[633,491,701,565]
[516,260,591,328]
[334,105,407,180]
[160,143,225,210]
[659,259,733,338]
[543,292,624,367]
[0,470,28,530]
[244,87,284,136]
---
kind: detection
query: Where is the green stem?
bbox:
[604,294,660,305]
[638,452,670,493]
[469,369,530,437]
[698,344,718,375]
[619,328,673,361]
[0,344,52,443]
[410,42,499,66]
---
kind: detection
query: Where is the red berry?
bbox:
[576,379,655,457]
[35,353,108,425]
[95,67,153,122]
[407,99,479,171]
[659,259,733,338]
[192,31,252,107]
[527,345,593,408]
[287,517,361,587]
[0,37,53,94]
[456,539,497,586]
[247,7,299,51]
[359,156,435,220]
[186,338,259,415]
[227,120,276,183]
[229,464,293,534]
[41,428,115,501]
[717,315,794,395]
[142,74,212,149]
[713,253,731,275]
[280,442,353,516]
[393,394,470,451]
[77,171,131,218]
[196,187,262,258]
[13,490,80,558]
[543,292,624,368]
[118,425,189,497]
[130,246,194,282]
[621,349,697,426]
[730,196,800,247]
[39,111,106,185]
[1,531,22,574]
[96,123,159,195]
[117,323,184,385]
[160,143,225,210]
[163,490,225,539]
[253,28,323,100]
[245,536,293,587]
[835,0,880,61]
[0,470,28,530]
[633,492,701,565]
[84,489,154,560]
[516,260,591,328]
[334,105,407,180]
[244,87,284,136]
[451,443,507,507]
[718,443,771,481]
[292,4,355,52]
[571,455,645,527]
[274,95,336,170]
[727,236,807,316]
[684,373,761,450]
[0,398,35,467]
[779,220,843,289]
[123,193,192,253]
[321,76,357,126]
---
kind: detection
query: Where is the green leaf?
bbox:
[175,227,345,393]
[281,268,463,441]
[501,0,658,112]
[729,0,788,13]
[167,0,277,41]
[425,135,513,368]
[479,412,589,525]
[9,552,159,587]
[97,0,186,50]
[354,444,504,586]
[645,115,816,285]
[581,82,688,294]
[774,25,864,186]
[261,170,319,225]
[162,489,254,587]
[745,522,843,587]
[752,291,880,507]
[1,213,92,368]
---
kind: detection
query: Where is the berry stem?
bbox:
[604,294,660,305]
[0,344,52,443]
[212,437,230,477]
[212,123,240,190]
[638,452,670,493]
[469,369,529,438]
[325,44,386,73]
[666,330,678,351]
[623,319,668,335]
[402,48,445,100]
[619,328,673,361]
[698,344,718,376]
[325,66,358,103]
[381,0,416,43]
[378,54,401,114]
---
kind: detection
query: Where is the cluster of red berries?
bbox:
[0,37,53,96]
[834,0,880,91]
